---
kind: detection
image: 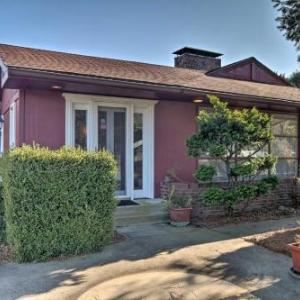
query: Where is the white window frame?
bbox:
[64,93,157,199]
[9,102,16,149]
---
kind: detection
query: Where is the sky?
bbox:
[0,0,299,76]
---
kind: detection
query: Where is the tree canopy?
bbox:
[289,70,300,87]
[272,0,300,61]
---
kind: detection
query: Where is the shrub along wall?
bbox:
[0,184,4,243]
[161,176,296,219]
[2,146,117,262]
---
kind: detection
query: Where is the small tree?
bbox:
[187,95,279,214]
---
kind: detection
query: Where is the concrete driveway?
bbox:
[1,217,300,300]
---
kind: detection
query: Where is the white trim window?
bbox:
[9,102,16,149]
[64,93,157,199]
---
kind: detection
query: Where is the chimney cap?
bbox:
[173,47,223,58]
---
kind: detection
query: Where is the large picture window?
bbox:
[198,112,298,180]
[271,114,297,177]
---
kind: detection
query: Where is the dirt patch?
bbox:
[245,227,300,256]
[193,208,299,228]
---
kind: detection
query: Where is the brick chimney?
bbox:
[173,47,223,72]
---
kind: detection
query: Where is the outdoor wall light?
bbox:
[51,85,63,90]
[193,98,203,103]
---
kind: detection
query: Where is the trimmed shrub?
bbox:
[0,183,4,243]
[2,146,117,262]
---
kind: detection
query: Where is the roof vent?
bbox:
[173,47,223,72]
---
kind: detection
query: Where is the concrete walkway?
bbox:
[1,217,300,300]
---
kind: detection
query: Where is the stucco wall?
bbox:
[154,100,197,196]
[23,90,65,149]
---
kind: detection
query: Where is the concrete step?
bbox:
[115,199,168,226]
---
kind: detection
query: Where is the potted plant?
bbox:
[288,236,300,275]
[167,186,192,227]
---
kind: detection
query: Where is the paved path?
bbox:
[0,217,300,300]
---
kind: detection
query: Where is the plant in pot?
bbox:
[167,186,192,227]
[288,234,300,276]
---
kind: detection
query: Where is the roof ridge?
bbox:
[0,43,179,71]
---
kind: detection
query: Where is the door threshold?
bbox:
[117,199,139,206]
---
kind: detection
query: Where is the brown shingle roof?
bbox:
[1,43,300,102]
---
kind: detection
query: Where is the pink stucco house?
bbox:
[0,44,300,203]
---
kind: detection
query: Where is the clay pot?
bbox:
[288,243,300,273]
[170,207,192,227]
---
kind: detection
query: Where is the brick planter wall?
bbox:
[160,176,297,219]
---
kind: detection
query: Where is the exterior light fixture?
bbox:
[51,85,63,90]
[193,98,203,103]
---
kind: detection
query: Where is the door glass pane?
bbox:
[114,111,126,193]
[98,107,126,194]
[98,110,107,149]
[134,113,143,190]
[75,109,87,150]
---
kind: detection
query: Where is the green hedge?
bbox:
[2,146,117,262]
[0,183,4,243]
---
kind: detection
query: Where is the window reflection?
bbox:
[75,109,87,150]
[134,113,143,190]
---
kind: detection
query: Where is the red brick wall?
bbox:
[161,177,296,218]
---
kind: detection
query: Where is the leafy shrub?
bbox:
[202,176,279,211]
[2,145,117,262]
[202,187,223,205]
[187,95,279,214]
[194,165,216,182]
[0,183,5,243]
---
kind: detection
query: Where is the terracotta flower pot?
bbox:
[288,243,300,273]
[170,207,192,227]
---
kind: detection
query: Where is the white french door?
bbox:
[64,94,157,200]
[98,107,127,196]
[133,107,154,198]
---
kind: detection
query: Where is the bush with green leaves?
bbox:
[187,95,279,214]
[0,183,5,243]
[194,165,216,182]
[2,145,117,262]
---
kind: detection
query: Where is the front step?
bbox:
[115,199,168,226]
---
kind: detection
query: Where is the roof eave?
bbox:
[4,66,300,107]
